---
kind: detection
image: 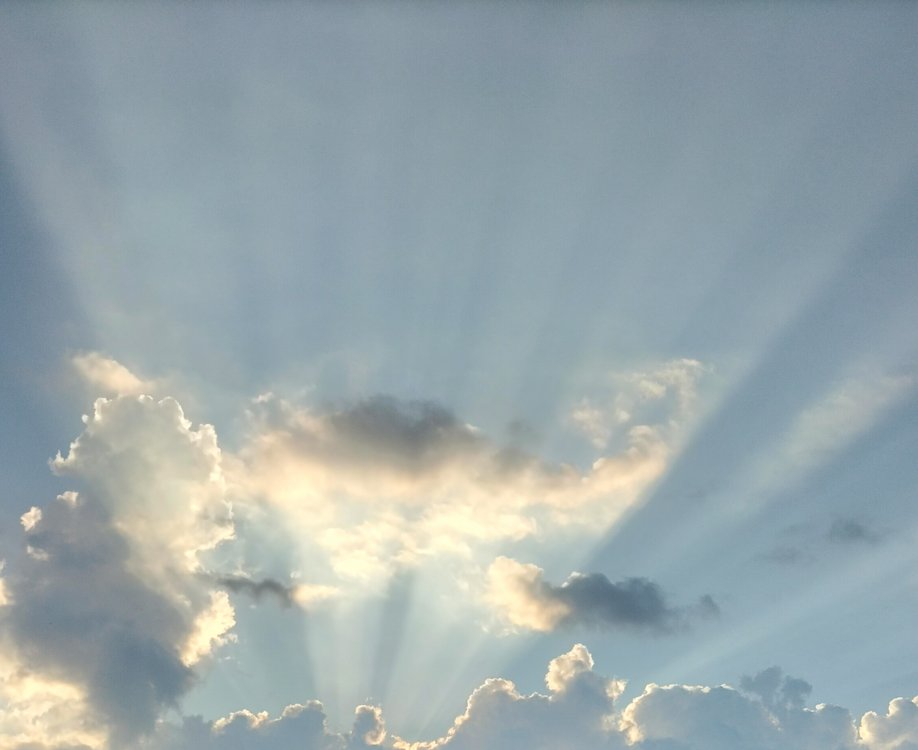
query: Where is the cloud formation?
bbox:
[236,359,705,581]
[210,574,336,609]
[485,557,718,633]
[128,643,918,750]
[0,395,237,745]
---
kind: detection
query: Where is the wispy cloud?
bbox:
[72,351,157,397]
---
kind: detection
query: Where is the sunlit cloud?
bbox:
[128,643,918,750]
[234,358,705,584]
[72,351,157,397]
[1,395,240,744]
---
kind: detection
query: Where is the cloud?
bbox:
[71,352,155,397]
[739,666,812,714]
[51,395,233,578]
[210,574,337,609]
[568,359,706,451]
[485,557,718,634]
[140,644,902,750]
[860,697,918,750]
[4,491,196,742]
[139,702,388,750]
[0,649,105,750]
[237,360,704,581]
[1,395,238,745]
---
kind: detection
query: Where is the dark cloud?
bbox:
[489,558,718,635]
[550,572,719,634]
[279,395,485,475]
[213,574,299,608]
[740,666,813,713]
[7,495,195,743]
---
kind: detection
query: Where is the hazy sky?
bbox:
[2,3,918,749]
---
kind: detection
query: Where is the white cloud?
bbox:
[0,649,106,750]
[568,359,706,451]
[51,395,233,578]
[181,591,237,667]
[860,697,918,750]
[20,506,41,531]
[72,352,156,397]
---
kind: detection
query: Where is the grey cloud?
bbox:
[258,395,485,476]
[7,496,195,743]
[213,574,298,608]
[551,573,719,633]
[1,395,236,746]
[490,558,720,635]
[250,393,566,485]
[139,701,387,750]
[740,666,813,713]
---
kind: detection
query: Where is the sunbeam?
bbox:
[2,3,918,749]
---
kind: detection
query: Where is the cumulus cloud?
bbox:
[139,701,388,750]
[1,395,237,746]
[485,557,718,634]
[137,644,917,750]
[861,697,918,749]
[50,395,233,577]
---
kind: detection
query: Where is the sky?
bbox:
[1,2,918,749]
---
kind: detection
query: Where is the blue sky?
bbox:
[1,3,918,749]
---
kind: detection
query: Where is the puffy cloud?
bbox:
[485,557,718,634]
[51,395,233,577]
[860,697,918,750]
[140,701,387,750]
[620,677,860,750]
[396,644,624,750]
[740,666,812,713]
[132,644,918,750]
[1,395,237,745]
[71,352,156,397]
